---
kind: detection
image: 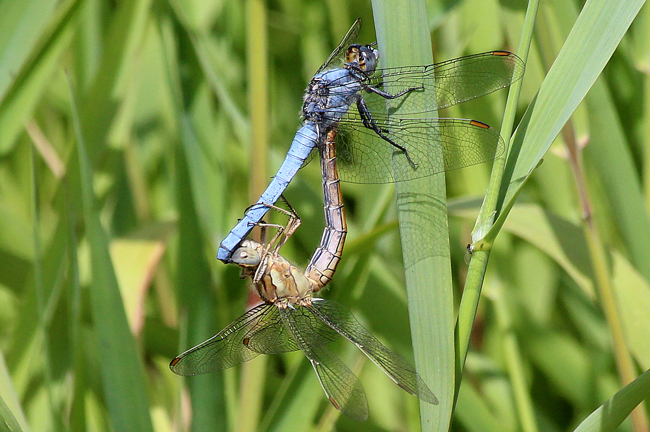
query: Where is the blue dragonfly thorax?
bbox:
[301,44,379,126]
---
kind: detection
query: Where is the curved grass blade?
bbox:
[573,368,650,432]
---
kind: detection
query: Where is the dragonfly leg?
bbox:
[240,199,299,229]
[250,198,302,253]
[356,98,418,169]
[278,194,300,220]
[256,220,286,243]
[363,83,424,99]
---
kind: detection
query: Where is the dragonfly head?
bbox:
[232,241,262,268]
[346,44,379,74]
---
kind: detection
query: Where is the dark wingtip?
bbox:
[169,357,182,373]
[469,119,490,129]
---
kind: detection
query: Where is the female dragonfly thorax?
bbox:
[232,239,314,305]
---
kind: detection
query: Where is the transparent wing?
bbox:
[319,51,524,117]
[309,344,368,422]
[279,306,369,422]
[334,116,504,184]
[316,18,362,75]
[170,304,281,376]
[247,303,339,354]
[307,299,438,405]
[368,51,525,115]
[243,305,299,354]
[307,52,522,183]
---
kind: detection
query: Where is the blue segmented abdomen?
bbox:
[217,123,319,262]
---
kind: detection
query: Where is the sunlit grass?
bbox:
[0,0,649,431]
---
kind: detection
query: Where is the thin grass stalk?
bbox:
[371,1,452,430]
[564,124,649,431]
[582,187,649,432]
[64,178,85,431]
[157,18,189,430]
[645,71,650,213]
[492,285,539,432]
[644,0,650,215]
[637,2,650,215]
[455,0,539,376]
[30,146,57,429]
[246,0,269,201]
[237,1,269,431]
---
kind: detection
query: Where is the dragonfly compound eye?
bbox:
[345,45,361,64]
[346,44,378,73]
[360,45,379,73]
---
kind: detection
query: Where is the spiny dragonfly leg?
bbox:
[242,198,301,285]
[356,98,419,169]
[252,195,302,253]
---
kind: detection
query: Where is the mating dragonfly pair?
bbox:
[171,202,437,421]
[171,18,524,421]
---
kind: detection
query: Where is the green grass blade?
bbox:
[174,141,227,431]
[68,76,154,432]
[0,394,24,432]
[0,354,29,432]
[456,0,539,388]
[30,144,58,429]
[160,11,229,430]
[488,0,645,242]
[573,367,650,432]
[582,79,650,284]
[371,2,453,430]
[611,251,650,370]
[0,0,58,101]
[0,0,81,154]
[237,2,271,431]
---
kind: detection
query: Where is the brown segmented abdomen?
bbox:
[305,127,348,291]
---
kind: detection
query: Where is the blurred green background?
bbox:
[1,0,649,430]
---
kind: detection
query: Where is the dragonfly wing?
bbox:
[241,305,299,354]
[335,115,504,184]
[316,18,362,75]
[279,306,368,422]
[361,51,525,116]
[170,304,279,376]
[307,299,439,405]
[246,303,339,354]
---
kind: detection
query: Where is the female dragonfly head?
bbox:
[346,43,379,75]
[232,240,262,268]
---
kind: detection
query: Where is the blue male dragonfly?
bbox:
[217,18,524,263]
